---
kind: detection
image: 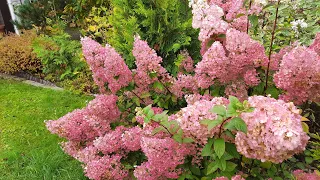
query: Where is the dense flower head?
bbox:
[132,35,172,95]
[293,170,320,180]
[171,74,199,98]
[84,155,128,180]
[81,37,132,94]
[93,126,126,154]
[195,28,267,95]
[274,46,320,104]
[121,126,143,151]
[173,97,229,144]
[46,109,99,141]
[191,0,229,42]
[134,137,193,179]
[86,95,120,123]
[225,81,248,102]
[46,95,121,142]
[235,96,309,163]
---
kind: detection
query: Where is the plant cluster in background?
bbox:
[101,0,201,73]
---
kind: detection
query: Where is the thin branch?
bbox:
[218,117,231,138]
[246,0,252,34]
[157,77,173,94]
[264,0,281,94]
[131,90,147,105]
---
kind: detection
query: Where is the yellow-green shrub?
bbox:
[0,30,41,74]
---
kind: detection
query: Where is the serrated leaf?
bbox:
[305,157,313,164]
[190,166,201,176]
[208,117,224,131]
[248,15,259,28]
[214,138,225,159]
[260,161,272,169]
[302,122,309,133]
[210,105,226,116]
[153,81,164,91]
[173,133,183,143]
[132,97,140,106]
[216,158,227,171]
[182,137,194,143]
[206,161,218,175]
[224,117,247,133]
[152,126,167,135]
[225,142,240,158]
[202,138,214,157]
[225,162,237,172]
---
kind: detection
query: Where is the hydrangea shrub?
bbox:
[46,0,320,179]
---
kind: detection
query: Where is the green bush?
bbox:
[13,0,67,31]
[32,33,85,81]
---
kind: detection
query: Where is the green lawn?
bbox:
[0,78,92,180]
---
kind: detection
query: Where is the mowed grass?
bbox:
[0,78,92,180]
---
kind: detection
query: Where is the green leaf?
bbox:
[172,43,181,52]
[216,157,227,171]
[225,143,240,159]
[152,126,167,135]
[225,162,237,172]
[153,111,168,122]
[132,97,140,106]
[224,117,247,133]
[182,137,194,143]
[305,156,313,164]
[248,15,259,28]
[210,105,226,116]
[214,138,225,159]
[226,106,237,117]
[208,116,224,131]
[265,86,280,99]
[173,133,183,143]
[202,138,214,156]
[206,161,218,175]
[153,81,164,91]
[260,161,272,169]
[190,166,201,176]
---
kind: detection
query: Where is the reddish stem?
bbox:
[264,0,281,94]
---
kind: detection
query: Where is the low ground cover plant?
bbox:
[46,0,320,179]
[0,31,41,74]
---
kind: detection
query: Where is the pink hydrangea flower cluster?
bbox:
[173,97,229,144]
[235,96,309,163]
[81,37,132,94]
[213,175,245,180]
[274,46,320,104]
[195,28,267,99]
[134,137,193,180]
[84,155,128,180]
[225,81,249,101]
[190,0,229,42]
[171,74,199,98]
[132,35,172,95]
[293,170,320,180]
[46,95,120,141]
